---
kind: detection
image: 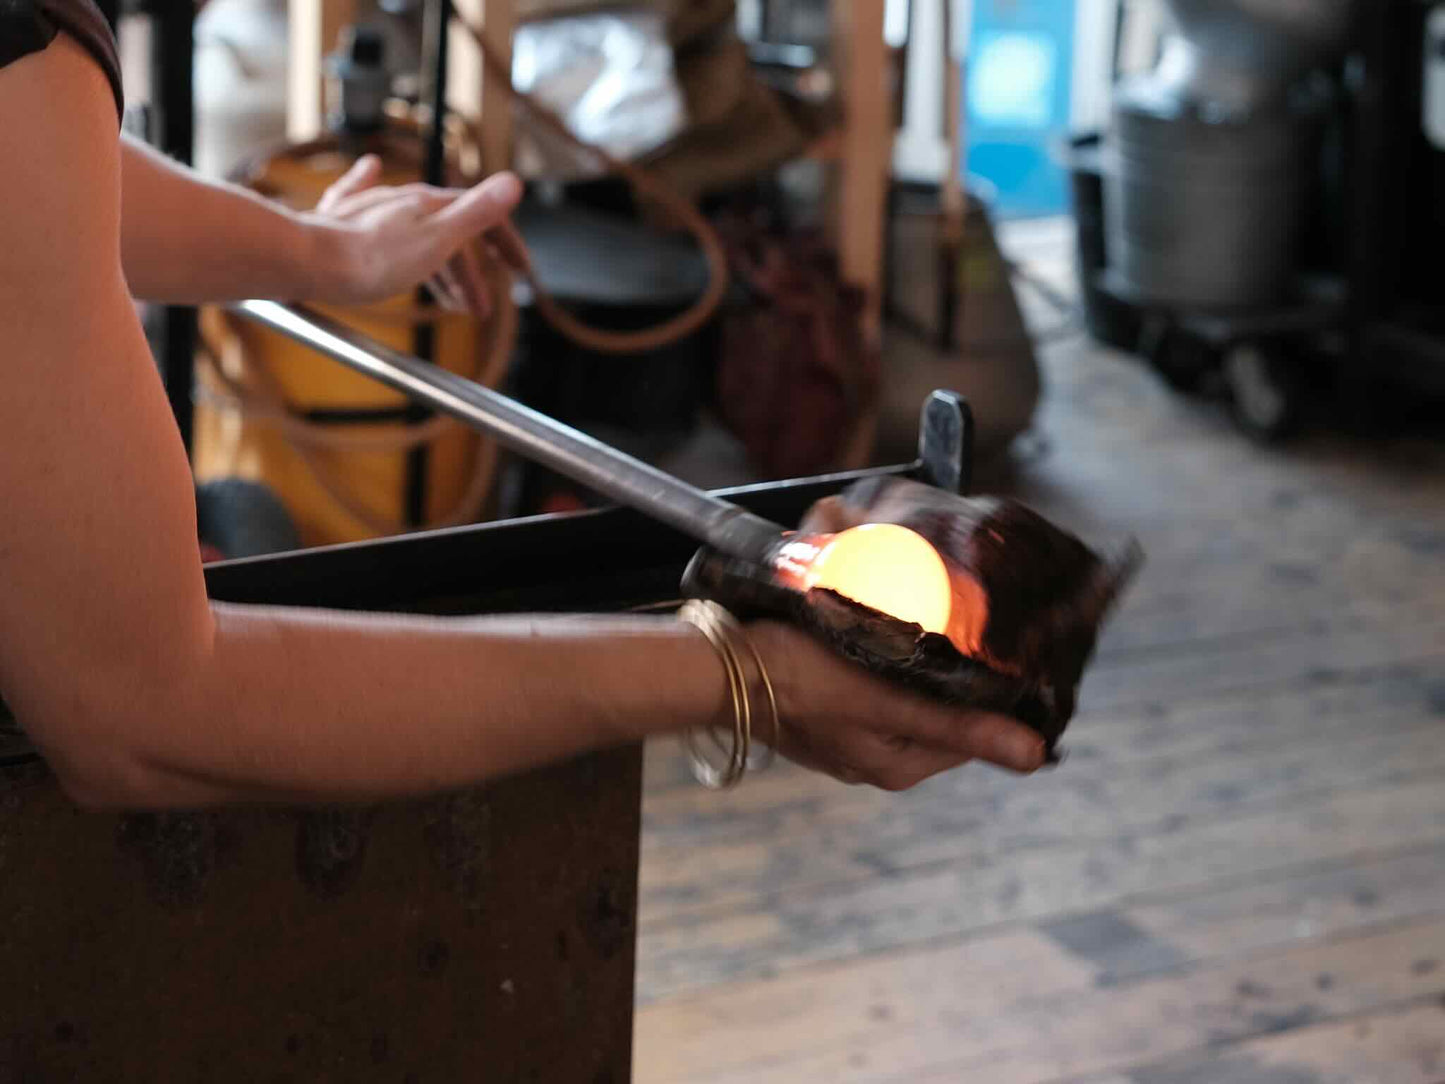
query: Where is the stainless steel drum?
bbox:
[1106,0,1355,308]
[1105,84,1327,308]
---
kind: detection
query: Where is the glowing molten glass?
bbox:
[776,523,952,634]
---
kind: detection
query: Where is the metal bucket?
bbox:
[1102,0,1354,308]
[1104,82,1326,308]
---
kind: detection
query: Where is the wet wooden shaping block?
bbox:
[684,477,1144,757]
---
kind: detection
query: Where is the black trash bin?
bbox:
[1065,132,1141,351]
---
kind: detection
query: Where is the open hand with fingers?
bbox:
[300,155,531,318]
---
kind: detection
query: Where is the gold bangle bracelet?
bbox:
[735,625,780,774]
[677,600,780,790]
[679,600,749,789]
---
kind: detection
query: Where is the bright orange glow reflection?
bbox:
[775,524,952,634]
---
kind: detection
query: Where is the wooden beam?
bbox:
[832,0,891,343]
[449,0,515,173]
[287,0,357,141]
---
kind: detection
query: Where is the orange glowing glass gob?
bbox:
[775,524,953,634]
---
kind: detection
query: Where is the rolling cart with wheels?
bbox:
[1095,270,1350,442]
[1075,1,1445,437]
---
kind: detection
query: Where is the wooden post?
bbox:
[286,0,512,163]
[449,0,515,174]
[287,0,357,141]
[942,0,966,228]
[832,0,891,344]
[938,0,967,353]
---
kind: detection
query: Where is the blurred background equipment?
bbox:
[1070,1,1445,442]
[508,9,687,176]
[130,0,1445,532]
[1090,0,1356,440]
[174,0,1048,535]
[140,0,1445,522]
[125,0,1116,537]
[193,0,289,178]
[1104,0,1354,309]
[193,14,518,546]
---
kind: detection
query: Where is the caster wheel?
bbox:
[1141,320,1215,393]
[196,478,302,560]
[1224,341,1300,442]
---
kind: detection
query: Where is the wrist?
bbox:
[632,619,735,741]
[293,214,365,304]
[521,616,733,746]
[673,604,782,788]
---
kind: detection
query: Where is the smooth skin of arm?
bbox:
[0,38,1044,813]
[1,38,737,809]
[118,136,529,311]
[117,134,321,303]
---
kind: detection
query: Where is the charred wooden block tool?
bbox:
[682,394,1142,759]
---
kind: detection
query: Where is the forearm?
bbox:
[63,606,725,809]
[118,136,339,303]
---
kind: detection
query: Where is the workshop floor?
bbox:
[632,219,1445,1083]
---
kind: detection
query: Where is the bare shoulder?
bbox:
[0,31,120,255]
[0,19,115,119]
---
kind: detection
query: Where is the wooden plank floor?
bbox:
[633,219,1445,1084]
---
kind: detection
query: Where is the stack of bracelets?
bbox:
[676,600,780,790]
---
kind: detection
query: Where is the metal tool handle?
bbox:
[228,300,786,563]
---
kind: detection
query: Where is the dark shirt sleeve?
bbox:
[0,0,123,122]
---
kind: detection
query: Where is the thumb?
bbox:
[429,172,523,239]
[316,154,383,213]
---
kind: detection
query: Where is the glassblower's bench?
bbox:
[0,381,972,1080]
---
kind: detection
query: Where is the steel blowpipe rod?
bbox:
[228,300,787,563]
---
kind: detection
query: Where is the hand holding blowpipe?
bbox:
[229,301,1141,760]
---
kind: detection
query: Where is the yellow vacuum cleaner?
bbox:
[194,84,514,546]
[195,17,727,547]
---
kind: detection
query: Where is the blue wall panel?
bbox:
[965,0,1077,218]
